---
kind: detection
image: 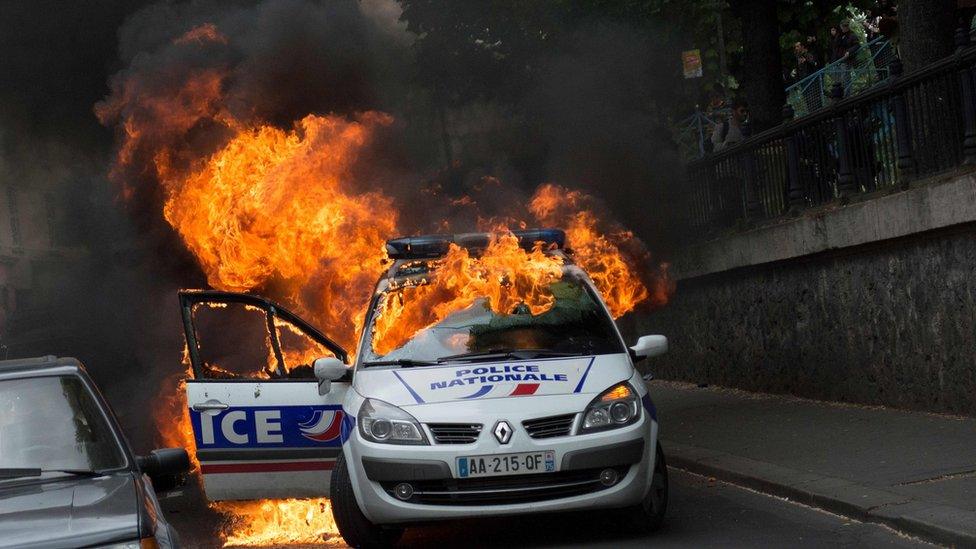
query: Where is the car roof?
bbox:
[384,228,566,260]
[0,355,84,379]
[382,228,573,281]
[383,249,575,281]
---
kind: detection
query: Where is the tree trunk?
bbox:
[899,0,957,73]
[435,93,454,167]
[731,0,786,132]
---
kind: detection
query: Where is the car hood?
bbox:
[0,472,140,548]
[354,354,632,407]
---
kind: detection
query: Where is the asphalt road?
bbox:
[164,468,932,548]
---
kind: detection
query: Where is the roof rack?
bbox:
[385,228,565,260]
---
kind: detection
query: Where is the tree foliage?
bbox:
[398,0,722,106]
[396,0,903,135]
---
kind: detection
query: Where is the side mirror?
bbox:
[137,448,191,493]
[314,356,347,395]
[630,335,668,362]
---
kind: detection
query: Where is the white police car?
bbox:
[178,229,669,547]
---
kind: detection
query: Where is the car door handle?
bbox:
[192,401,229,412]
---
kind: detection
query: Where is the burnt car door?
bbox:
[178,290,350,501]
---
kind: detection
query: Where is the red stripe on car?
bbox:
[510,383,540,396]
[200,461,335,474]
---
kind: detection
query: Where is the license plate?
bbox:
[456,450,556,478]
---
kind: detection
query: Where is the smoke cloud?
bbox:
[523,20,684,250]
[3,0,681,450]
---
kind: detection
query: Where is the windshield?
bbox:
[364,270,625,364]
[0,375,126,473]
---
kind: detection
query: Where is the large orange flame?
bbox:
[528,183,672,312]
[218,498,341,547]
[372,233,565,355]
[99,22,670,547]
[158,112,397,350]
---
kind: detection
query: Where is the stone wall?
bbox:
[636,170,976,415]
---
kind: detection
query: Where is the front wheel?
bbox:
[623,442,668,533]
[331,453,404,548]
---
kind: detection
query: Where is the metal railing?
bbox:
[674,38,894,162]
[684,30,976,236]
[786,37,895,117]
[673,108,729,160]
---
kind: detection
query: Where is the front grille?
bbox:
[428,423,483,444]
[522,413,576,439]
[380,466,629,506]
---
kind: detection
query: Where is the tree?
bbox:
[776,0,878,64]
[730,0,786,132]
[397,1,889,145]
[398,0,734,104]
[898,0,957,73]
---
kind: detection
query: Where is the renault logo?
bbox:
[493,420,513,444]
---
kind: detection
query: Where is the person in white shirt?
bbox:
[711,99,749,152]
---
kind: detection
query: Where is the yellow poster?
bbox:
[682,49,703,79]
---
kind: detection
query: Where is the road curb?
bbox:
[663,441,976,548]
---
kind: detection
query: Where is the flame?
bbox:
[98,22,671,547]
[274,315,337,370]
[528,184,670,314]
[216,498,341,547]
[158,112,396,350]
[370,185,670,356]
[154,346,200,470]
[174,23,228,46]
[372,233,564,355]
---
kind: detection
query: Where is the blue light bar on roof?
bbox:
[385,228,566,260]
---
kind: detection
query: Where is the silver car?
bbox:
[0,356,191,549]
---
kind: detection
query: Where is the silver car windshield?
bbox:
[0,376,125,472]
[364,272,624,363]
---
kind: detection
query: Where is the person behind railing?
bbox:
[794,41,820,81]
[828,26,840,62]
[863,10,882,42]
[710,98,748,152]
[865,8,898,83]
[705,83,728,114]
[834,19,861,63]
[879,11,898,45]
[833,19,861,90]
[804,34,823,66]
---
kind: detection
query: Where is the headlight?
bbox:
[579,383,641,433]
[358,398,429,445]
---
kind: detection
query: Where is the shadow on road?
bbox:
[165,469,926,548]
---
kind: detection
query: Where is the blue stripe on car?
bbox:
[641,393,657,421]
[392,370,425,404]
[573,356,596,393]
[340,409,356,444]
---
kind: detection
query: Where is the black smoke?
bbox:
[524,20,684,251]
[0,0,172,449]
[3,0,683,450]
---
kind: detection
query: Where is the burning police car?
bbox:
[177,229,668,547]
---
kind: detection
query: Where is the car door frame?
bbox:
[178,290,351,501]
[180,290,348,377]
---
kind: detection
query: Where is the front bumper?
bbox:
[345,413,658,524]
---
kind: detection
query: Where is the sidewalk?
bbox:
[648,381,976,548]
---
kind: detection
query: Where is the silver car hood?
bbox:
[0,473,140,548]
[354,354,633,407]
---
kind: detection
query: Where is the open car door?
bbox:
[178,290,350,501]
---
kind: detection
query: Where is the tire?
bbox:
[330,453,404,548]
[623,442,669,533]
